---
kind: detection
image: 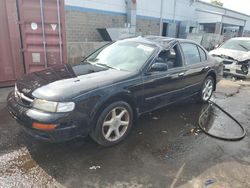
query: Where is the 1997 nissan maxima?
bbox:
[7,36,223,146]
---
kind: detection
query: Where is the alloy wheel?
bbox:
[202,78,213,101]
[102,107,130,142]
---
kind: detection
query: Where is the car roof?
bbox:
[120,36,197,49]
[229,37,250,41]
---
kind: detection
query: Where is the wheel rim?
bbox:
[102,107,130,142]
[202,79,213,101]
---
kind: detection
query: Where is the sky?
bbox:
[201,0,250,15]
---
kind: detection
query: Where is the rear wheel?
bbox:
[90,101,133,146]
[197,76,215,103]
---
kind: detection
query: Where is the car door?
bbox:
[179,42,210,95]
[141,43,187,113]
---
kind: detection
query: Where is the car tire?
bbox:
[90,101,133,146]
[197,76,215,103]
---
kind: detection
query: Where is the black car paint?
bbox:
[7,37,223,142]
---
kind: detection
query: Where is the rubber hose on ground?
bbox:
[198,100,246,141]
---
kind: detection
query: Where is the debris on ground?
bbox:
[161,130,167,134]
[204,179,216,186]
[180,113,187,120]
[189,127,201,135]
[138,132,143,135]
[152,116,159,120]
[89,166,101,170]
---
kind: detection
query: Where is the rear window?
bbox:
[180,43,200,65]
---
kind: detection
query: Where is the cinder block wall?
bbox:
[65,10,126,42]
[137,18,160,36]
[65,9,161,42]
[64,8,161,64]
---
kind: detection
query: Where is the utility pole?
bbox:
[159,0,163,36]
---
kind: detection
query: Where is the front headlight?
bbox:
[57,102,75,112]
[33,99,75,113]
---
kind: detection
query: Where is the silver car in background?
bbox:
[209,37,250,79]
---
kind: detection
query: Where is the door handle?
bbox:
[178,72,185,77]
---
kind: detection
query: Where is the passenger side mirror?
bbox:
[149,62,168,72]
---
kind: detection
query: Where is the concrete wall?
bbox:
[195,1,250,30]
[136,0,196,21]
[65,0,126,14]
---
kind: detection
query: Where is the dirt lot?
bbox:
[0,79,250,188]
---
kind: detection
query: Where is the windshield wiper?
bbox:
[238,44,249,51]
[81,58,98,64]
[96,63,118,70]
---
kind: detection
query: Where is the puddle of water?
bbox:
[199,103,245,139]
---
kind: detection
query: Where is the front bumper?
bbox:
[223,64,249,78]
[7,91,89,142]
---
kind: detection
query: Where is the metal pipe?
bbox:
[159,0,163,36]
[39,0,47,68]
[173,0,177,23]
[56,0,63,64]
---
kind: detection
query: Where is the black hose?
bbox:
[198,100,246,141]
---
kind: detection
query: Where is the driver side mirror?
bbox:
[149,61,168,72]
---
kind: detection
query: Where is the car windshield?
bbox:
[86,41,155,72]
[220,39,250,52]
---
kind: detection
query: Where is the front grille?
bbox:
[223,60,234,64]
[224,68,230,72]
[15,85,34,107]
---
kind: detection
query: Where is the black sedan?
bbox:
[7,36,223,146]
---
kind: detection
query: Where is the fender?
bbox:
[89,89,139,124]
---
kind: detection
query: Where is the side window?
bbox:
[180,43,200,65]
[157,45,182,69]
[198,46,207,62]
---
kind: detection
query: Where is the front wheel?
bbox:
[197,76,215,103]
[90,101,133,146]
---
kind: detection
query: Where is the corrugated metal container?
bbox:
[0,0,67,86]
[18,0,67,73]
[0,0,23,86]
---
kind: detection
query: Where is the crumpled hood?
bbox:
[209,48,250,62]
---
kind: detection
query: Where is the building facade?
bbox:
[64,0,250,43]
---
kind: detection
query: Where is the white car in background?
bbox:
[209,37,250,79]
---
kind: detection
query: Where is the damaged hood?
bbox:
[209,48,250,62]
